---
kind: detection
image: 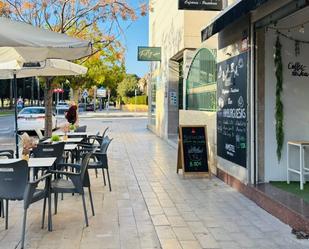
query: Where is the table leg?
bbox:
[300,146,304,190]
[287,144,290,184]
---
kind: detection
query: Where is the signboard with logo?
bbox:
[178,0,222,11]
[177,125,210,175]
[138,47,161,61]
[217,52,248,168]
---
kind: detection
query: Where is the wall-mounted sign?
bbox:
[138,47,161,61]
[217,52,248,168]
[288,62,309,77]
[178,0,222,11]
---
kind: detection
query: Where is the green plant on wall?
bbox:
[275,36,284,161]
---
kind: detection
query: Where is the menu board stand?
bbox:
[177,125,210,178]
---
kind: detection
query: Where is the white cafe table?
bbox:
[0,157,57,168]
[54,131,96,137]
[43,137,83,144]
[287,141,309,190]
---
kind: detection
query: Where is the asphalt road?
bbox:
[0,115,15,150]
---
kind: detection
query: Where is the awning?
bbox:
[201,0,270,41]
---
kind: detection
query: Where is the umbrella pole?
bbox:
[13,73,19,158]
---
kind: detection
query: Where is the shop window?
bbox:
[186,48,217,111]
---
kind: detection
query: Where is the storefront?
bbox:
[200,0,309,185]
[198,0,309,233]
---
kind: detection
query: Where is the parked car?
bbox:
[56,101,69,115]
[17,107,57,132]
[86,103,95,111]
[78,103,95,112]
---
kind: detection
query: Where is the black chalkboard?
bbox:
[217,52,248,168]
[179,126,209,173]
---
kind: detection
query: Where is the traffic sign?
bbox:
[82,89,88,99]
[97,87,106,98]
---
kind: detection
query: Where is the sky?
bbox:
[120,3,149,78]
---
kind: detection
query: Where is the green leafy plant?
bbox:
[51,135,60,142]
[275,36,284,161]
[69,124,76,131]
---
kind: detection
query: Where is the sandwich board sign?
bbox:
[177,125,210,177]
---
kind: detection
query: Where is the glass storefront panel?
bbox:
[186,48,217,111]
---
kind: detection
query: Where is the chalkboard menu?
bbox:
[217,52,248,168]
[178,126,209,174]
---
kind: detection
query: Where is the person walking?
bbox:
[65,101,78,125]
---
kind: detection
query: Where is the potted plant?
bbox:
[51,134,60,143]
[69,124,76,132]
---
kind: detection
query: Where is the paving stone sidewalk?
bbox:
[0,117,309,249]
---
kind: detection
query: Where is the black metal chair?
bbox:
[88,136,113,191]
[86,127,109,145]
[32,142,65,178]
[0,150,14,159]
[0,150,14,219]
[75,125,87,132]
[0,160,52,249]
[49,152,93,227]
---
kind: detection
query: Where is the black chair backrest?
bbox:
[100,136,113,154]
[33,142,65,164]
[0,150,14,159]
[101,127,109,138]
[80,153,92,182]
[75,125,87,132]
[0,160,28,200]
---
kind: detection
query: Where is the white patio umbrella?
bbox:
[0,59,88,157]
[0,17,92,63]
[0,59,88,79]
[0,17,92,158]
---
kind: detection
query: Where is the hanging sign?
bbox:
[177,125,210,176]
[178,0,223,11]
[217,52,248,168]
[138,47,161,61]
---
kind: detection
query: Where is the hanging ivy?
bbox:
[274,36,284,161]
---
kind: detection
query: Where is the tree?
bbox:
[54,51,125,104]
[0,0,148,136]
[117,74,139,98]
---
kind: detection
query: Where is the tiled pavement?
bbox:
[1,117,309,249]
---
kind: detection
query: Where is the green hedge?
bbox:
[122,95,148,105]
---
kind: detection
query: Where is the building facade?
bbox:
[147,0,221,142]
[148,0,309,185]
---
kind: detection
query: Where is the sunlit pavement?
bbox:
[1,117,309,249]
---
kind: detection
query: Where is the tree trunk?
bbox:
[44,78,53,137]
[72,88,79,104]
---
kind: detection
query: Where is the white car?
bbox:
[56,101,69,115]
[17,107,57,132]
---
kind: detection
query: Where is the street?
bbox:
[1,116,309,249]
[0,115,15,150]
